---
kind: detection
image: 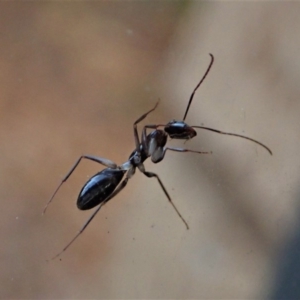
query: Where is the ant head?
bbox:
[163,55,214,141]
[164,120,197,140]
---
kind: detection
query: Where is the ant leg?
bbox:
[133,102,159,151]
[43,155,118,214]
[151,146,212,164]
[192,125,272,155]
[50,176,130,260]
[142,170,189,230]
[141,124,165,149]
[50,201,105,261]
[164,146,211,157]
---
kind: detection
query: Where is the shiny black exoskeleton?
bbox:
[77,168,125,210]
[164,120,197,140]
[44,53,272,260]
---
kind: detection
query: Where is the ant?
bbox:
[43,54,272,260]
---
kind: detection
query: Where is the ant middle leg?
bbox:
[142,170,189,230]
[43,155,118,214]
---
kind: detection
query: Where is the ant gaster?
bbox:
[43,54,272,260]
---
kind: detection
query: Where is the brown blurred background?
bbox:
[1,2,299,299]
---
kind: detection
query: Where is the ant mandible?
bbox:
[43,54,272,260]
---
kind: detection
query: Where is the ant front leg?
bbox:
[138,164,189,229]
[43,155,118,214]
[151,146,212,164]
[133,102,159,151]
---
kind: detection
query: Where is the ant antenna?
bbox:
[192,125,273,155]
[183,53,214,122]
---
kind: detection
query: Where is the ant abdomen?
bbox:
[77,169,125,210]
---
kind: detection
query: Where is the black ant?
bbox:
[43,54,272,260]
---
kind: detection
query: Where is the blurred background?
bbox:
[1,2,299,298]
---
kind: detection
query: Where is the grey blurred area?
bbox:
[0,2,299,299]
[271,208,300,300]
